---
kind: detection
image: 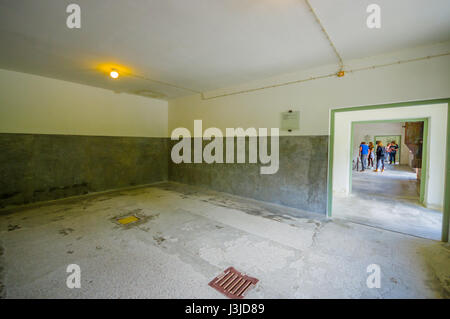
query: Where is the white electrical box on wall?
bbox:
[281,110,300,132]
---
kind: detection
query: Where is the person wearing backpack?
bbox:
[374,141,385,172]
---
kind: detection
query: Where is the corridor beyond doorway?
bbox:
[353,164,419,199]
[334,163,442,240]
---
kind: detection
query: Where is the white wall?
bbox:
[168,42,450,136]
[352,122,409,165]
[0,69,168,137]
[333,103,448,210]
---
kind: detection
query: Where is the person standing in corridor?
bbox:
[390,140,399,164]
[359,141,369,172]
[374,141,386,172]
[368,141,375,168]
[385,142,391,164]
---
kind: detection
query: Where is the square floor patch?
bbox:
[208,267,259,299]
[117,215,139,225]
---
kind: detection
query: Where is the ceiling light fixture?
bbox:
[110,69,119,79]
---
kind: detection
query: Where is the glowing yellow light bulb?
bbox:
[110,70,119,79]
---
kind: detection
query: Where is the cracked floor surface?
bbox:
[0,182,449,298]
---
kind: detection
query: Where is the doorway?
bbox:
[338,119,443,240]
[328,99,449,242]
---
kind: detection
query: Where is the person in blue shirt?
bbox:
[359,142,369,171]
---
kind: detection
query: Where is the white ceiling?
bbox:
[0,0,449,99]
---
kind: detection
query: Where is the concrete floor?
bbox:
[0,182,449,298]
[334,165,442,240]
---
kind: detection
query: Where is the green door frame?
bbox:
[327,98,450,242]
[350,119,427,203]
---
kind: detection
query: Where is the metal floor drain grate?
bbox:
[208,267,258,299]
